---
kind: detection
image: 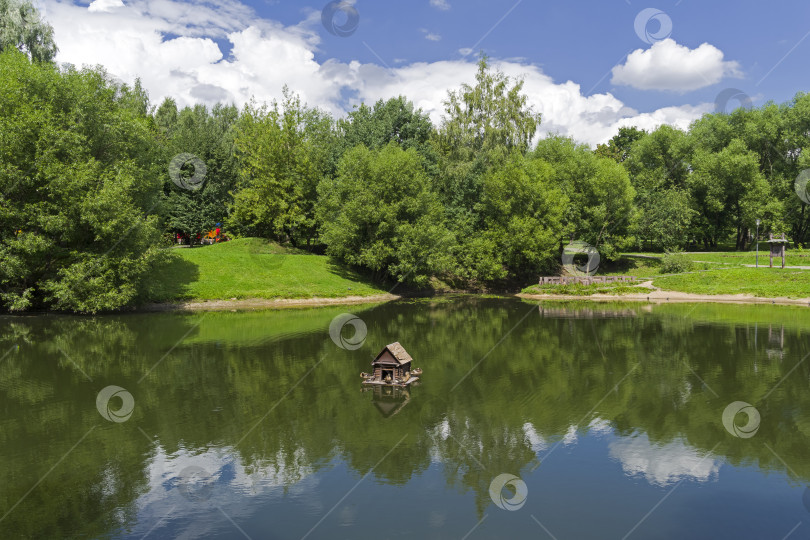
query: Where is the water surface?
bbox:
[1,298,809,539]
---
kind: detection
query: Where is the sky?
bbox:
[36,0,810,146]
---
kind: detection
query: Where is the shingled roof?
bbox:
[372,342,413,365]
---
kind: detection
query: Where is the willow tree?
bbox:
[0,0,57,62]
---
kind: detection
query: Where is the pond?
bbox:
[1,297,809,539]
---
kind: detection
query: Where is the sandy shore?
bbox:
[142,294,401,312]
[518,288,810,307]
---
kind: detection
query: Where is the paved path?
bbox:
[742,264,810,270]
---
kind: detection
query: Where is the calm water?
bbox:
[1,297,809,539]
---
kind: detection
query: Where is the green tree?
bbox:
[317,144,452,285]
[624,125,694,250]
[338,96,435,154]
[229,89,334,247]
[595,126,646,163]
[0,0,57,62]
[436,55,541,160]
[534,135,636,259]
[471,152,567,280]
[0,50,163,312]
[156,99,239,244]
[689,139,772,249]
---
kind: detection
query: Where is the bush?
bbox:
[659,252,695,274]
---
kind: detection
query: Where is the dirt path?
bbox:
[518,289,810,307]
[141,294,401,312]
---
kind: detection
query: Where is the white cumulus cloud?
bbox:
[430,0,450,10]
[87,0,124,12]
[611,39,742,92]
[43,0,712,147]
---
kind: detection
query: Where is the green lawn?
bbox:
[622,250,810,267]
[144,238,389,303]
[652,267,810,298]
[523,253,810,299]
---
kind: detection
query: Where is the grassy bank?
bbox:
[144,240,810,305]
[144,238,389,303]
[523,253,810,299]
[652,267,810,298]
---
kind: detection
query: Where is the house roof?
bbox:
[372,342,413,366]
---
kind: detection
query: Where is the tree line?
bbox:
[2,2,810,312]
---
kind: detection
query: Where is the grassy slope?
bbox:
[145,238,389,303]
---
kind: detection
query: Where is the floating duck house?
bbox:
[361,342,421,386]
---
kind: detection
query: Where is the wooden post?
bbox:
[782,243,786,269]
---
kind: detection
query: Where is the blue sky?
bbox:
[41,0,810,145]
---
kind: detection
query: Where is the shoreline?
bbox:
[517,290,810,307]
[140,293,402,312]
[145,287,810,313]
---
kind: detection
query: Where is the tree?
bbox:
[317,144,452,285]
[229,89,335,247]
[689,139,772,249]
[0,0,57,62]
[534,135,636,259]
[0,50,163,312]
[472,152,567,280]
[623,126,694,250]
[155,99,239,244]
[433,56,546,282]
[338,96,435,154]
[595,126,646,163]
[436,55,541,160]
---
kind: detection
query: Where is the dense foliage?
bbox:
[0,50,163,312]
[2,5,810,312]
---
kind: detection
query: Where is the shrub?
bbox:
[660,252,694,274]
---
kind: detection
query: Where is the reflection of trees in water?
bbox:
[0,299,808,535]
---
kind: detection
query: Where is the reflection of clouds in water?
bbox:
[438,418,450,440]
[563,425,578,446]
[609,433,720,487]
[588,417,613,435]
[523,418,611,453]
[127,445,317,539]
[522,422,548,452]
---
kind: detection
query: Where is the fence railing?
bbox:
[538,275,637,285]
